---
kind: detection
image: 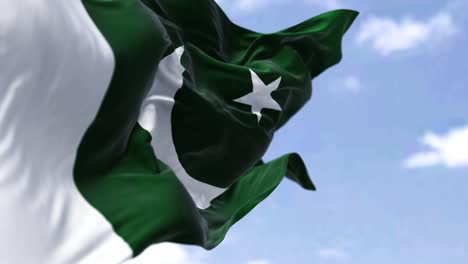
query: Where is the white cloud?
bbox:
[404,125,468,169]
[316,247,349,260]
[126,243,208,264]
[247,260,271,264]
[356,12,457,55]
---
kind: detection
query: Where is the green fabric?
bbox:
[76,0,171,179]
[77,0,358,256]
[202,153,314,249]
[77,124,313,254]
[77,125,207,253]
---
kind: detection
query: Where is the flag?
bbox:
[0,0,357,263]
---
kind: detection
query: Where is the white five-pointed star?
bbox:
[234,69,282,122]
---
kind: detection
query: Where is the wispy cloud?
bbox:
[342,76,362,93]
[219,0,345,14]
[404,125,468,169]
[233,0,272,12]
[330,75,363,94]
[356,12,458,56]
[316,247,349,260]
[247,260,271,264]
[304,0,344,9]
[127,243,208,264]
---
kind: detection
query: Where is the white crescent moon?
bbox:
[138,47,227,209]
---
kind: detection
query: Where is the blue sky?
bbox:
[133,1,468,263]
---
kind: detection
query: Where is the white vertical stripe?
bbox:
[0,1,132,263]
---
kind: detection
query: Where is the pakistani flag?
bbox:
[1,0,357,263]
